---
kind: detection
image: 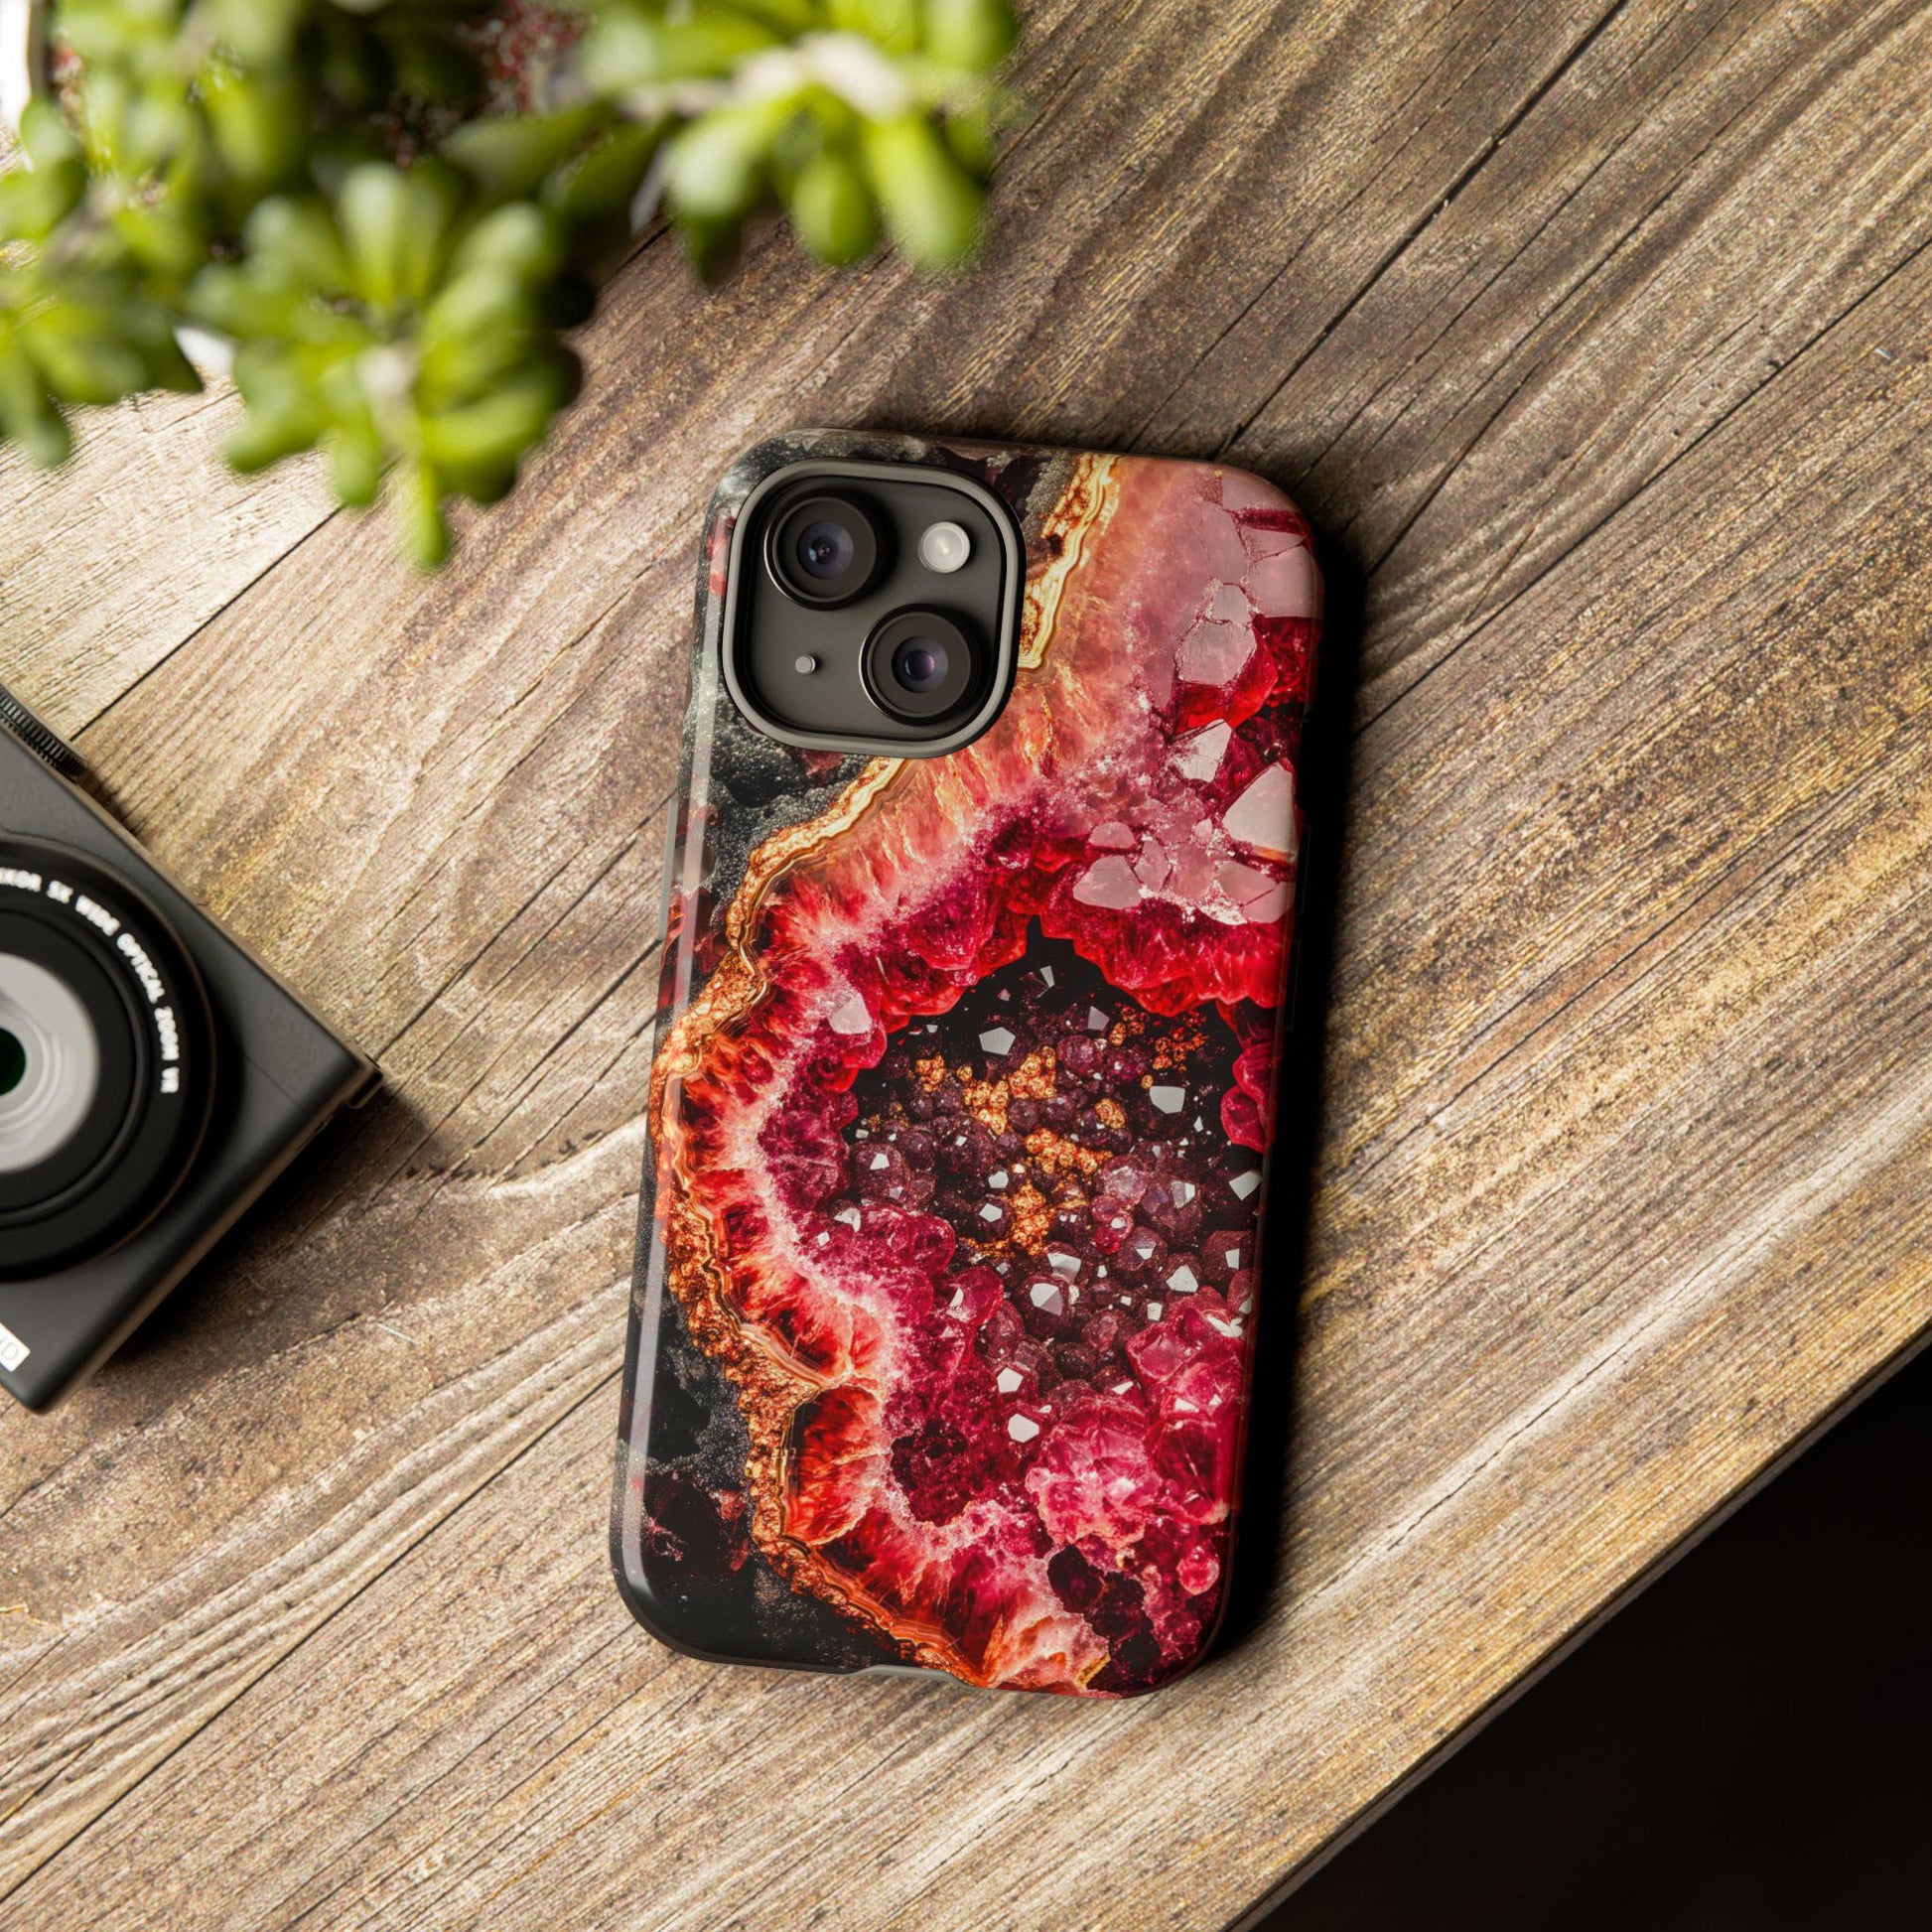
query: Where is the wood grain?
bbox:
[3,1,1930,1927]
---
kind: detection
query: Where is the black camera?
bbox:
[0,682,377,1411]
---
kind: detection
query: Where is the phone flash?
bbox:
[917,521,971,574]
[794,654,817,674]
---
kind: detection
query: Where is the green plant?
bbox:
[0,0,1018,563]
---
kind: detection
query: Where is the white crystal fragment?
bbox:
[1173,721,1233,782]
[1176,617,1255,687]
[1072,855,1141,910]
[1217,859,1291,923]
[1249,544,1318,620]
[1224,763,1297,861]
[827,989,873,1035]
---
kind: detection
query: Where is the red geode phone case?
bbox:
[613,430,1320,1696]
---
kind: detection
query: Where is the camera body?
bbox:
[0,689,376,1411]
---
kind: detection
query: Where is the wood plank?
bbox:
[0,391,337,736]
[4,0,1930,1925]
[1156,0,1932,720]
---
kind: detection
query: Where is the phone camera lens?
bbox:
[864,611,982,726]
[767,493,881,606]
[796,520,855,580]
[892,638,949,693]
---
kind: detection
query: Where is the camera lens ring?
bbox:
[765,492,882,607]
[861,610,986,726]
[0,838,214,1279]
[0,918,138,1200]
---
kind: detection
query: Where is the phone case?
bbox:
[613,430,1320,1697]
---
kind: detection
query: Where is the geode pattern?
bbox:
[614,431,1320,1696]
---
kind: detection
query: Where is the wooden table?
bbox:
[5,3,1931,1926]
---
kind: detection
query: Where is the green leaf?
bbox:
[17,99,82,172]
[113,197,212,284]
[0,347,72,467]
[328,418,386,504]
[422,366,570,499]
[338,162,458,311]
[830,0,921,57]
[224,416,299,470]
[244,196,355,293]
[421,266,540,353]
[584,7,782,92]
[397,460,451,569]
[27,325,149,406]
[201,64,307,191]
[7,0,1028,559]
[922,0,1018,71]
[205,0,311,68]
[445,107,611,205]
[785,148,877,265]
[544,117,665,227]
[453,201,566,283]
[663,99,790,220]
[0,160,87,241]
[941,95,997,176]
[861,112,982,269]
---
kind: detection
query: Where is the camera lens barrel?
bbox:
[765,492,883,607]
[0,838,214,1279]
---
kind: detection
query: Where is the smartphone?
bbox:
[612,430,1321,1697]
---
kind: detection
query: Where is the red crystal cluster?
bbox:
[653,455,1317,1693]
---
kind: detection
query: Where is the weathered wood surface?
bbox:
[4,1,1931,1927]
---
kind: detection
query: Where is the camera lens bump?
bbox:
[767,493,881,606]
[863,610,983,725]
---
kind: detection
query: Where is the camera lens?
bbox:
[863,610,984,726]
[0,955,101,1176]
[892,638,949,693]
[0,838,213,1279]
[795,520,855,581]
[767,493,881,606]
